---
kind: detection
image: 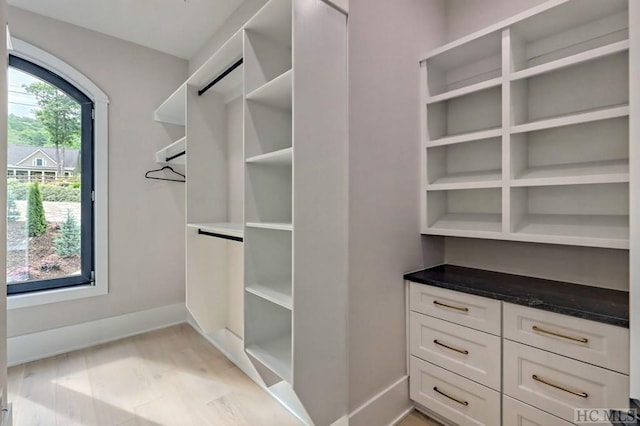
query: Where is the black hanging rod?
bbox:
[165,150,186,162]
[198,229,243,242]
[198,58,243,97]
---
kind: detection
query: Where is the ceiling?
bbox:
[7,0,245,59]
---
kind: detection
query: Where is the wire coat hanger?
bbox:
[144,165,186,183]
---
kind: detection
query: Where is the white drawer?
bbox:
[503,340,629,423]
[410,311,501,391]
[503,303,629,374]
[409,282,501,335]
[503,395,573,426]
[410,356,500,426]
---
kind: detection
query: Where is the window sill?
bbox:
[7,279,107,310]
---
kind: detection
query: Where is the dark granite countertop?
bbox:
[404,264,629,328]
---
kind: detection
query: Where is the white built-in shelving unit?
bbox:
[243,0,294,382]
[421,0,631,249]
[154,0,348,424]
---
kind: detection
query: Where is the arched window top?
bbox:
[9,38,109,105]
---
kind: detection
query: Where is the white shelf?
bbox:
[429,213,502,233]
[514,214,629,242]
[187,222,244,239]
[428,170,502,190]
[246,222,292,231]
[154,84,186,126]
[155,136,186,164]
[510,40,629,81]
[427,77,502,104]
[246,283,292,310]
[246,335,292,383]
[512,160,629,187]
[246,147,292,165]
[427,128,502,147]
[510,106,629,134]
[246,69,292,111]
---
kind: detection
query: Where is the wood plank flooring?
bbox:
[8,323,438,426]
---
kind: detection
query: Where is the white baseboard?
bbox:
[8,303,187,366]
[348,376,412,426]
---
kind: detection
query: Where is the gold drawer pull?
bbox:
[532,325,588,344]
[433,300,469,312]
[433,387,469,406]
[434,339,469,355]
[532,374,588,398]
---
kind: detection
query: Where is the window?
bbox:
[7,54,94,295]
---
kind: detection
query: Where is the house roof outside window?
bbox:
[8,145,79,171]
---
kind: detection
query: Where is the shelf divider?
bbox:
[246,69,292,111]
[245,222,293,231]
[510,39,629,81]
[245,284,292,310]
[511,106,629,134]
[427,77,503,104]
[246,147,293,165]
[427,128,503,148]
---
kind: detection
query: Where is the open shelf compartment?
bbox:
[425,30,502,97]
[244,0,292,94]
[427,136,501,188]
[244,292,292,382]
[510,183,629,246]
[426,187,502,234]
[509,0,628,73]
[511,117,629,185]
[244,97,292,159]
[244,226,292,307]
[510,51,628,127]
[427,86,501,141]
[245,161,292,225]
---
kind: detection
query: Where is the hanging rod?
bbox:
[198,58,243,96]
[165,150,186,162]
[198,229,243,242]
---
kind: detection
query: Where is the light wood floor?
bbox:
[8,323,438,426]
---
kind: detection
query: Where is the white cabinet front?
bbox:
[410,312,501,391]
[503,340,629,423]
[410,356,500,426]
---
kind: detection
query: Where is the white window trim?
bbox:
[33,158,45,167]
[7,38,109,310]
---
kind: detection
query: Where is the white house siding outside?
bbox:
[7,145,79,182]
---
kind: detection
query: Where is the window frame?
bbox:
[7,38,109,309]
[7,54,94,295]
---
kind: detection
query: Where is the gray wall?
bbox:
[7,7,188,336]
[442,0,630,291]
[445,0,548,41]
[348,0,445,411]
